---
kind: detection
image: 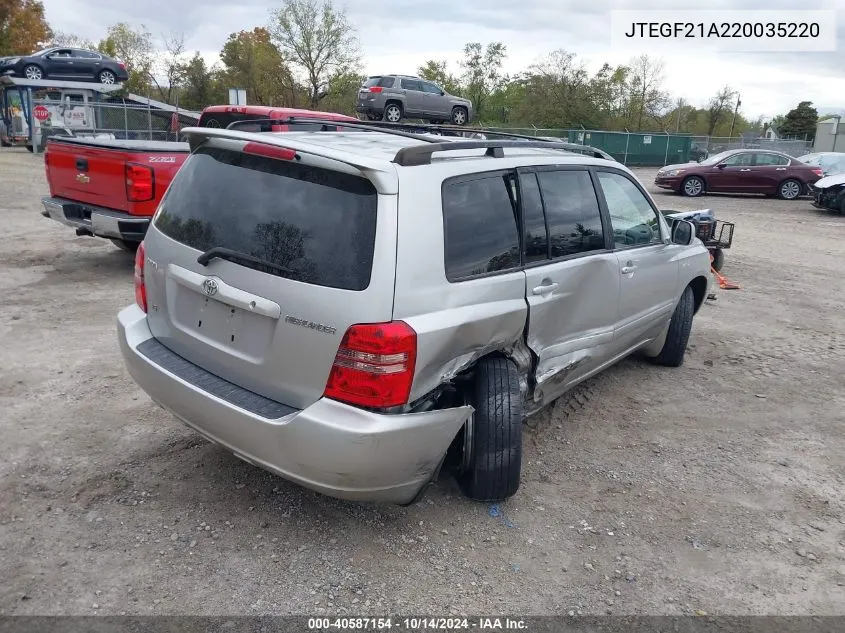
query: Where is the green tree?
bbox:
[219,28,295,106]
[626,55,671,131]
[0,0,52,55]
[779,101,818,140]
[417,60,460,95]
[705,86,737,136]
[49,30,96,49]
[459,42,507,120]
[178,52,226,111]
[318,69,365,115]
[97,22,155,94]
[268,0,360,109]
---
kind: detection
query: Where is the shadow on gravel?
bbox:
[7,242,135,288]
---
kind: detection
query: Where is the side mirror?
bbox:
[717,163,726,169]
[671,219,695,246]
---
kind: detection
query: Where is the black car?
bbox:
[0,47,129,84]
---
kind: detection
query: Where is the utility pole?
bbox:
[675,98,684,133]
[728,94,741,139]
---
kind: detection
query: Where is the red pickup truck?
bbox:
[41,105,358,251]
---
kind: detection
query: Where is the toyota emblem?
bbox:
[201,278,219,297]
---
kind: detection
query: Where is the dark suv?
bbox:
[356,75,474,125]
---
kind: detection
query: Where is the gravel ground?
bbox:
[1,147,844,616]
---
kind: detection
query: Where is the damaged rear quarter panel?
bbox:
[391,167,529,403]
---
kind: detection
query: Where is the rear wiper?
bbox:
[197,247,302,278]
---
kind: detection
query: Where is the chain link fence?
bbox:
[29,98,199,148]
[482,127,813,166]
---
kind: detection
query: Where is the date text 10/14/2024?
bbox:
[307,617,528,631]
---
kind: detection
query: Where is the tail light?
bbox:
[125,162,154,201]
[323,321,417,409]
[134,241,147,312]
[118,62,126,70]
[811,168,824,177]
[243,142,296,161]
[364,86,383,93]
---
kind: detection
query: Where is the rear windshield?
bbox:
[364,76,393,88]
[153,146,378,291]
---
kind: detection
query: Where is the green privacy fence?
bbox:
[485,128,695,166]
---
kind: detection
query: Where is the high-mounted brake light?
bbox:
[125,162,154,202]
[134,241,147,312]
[243,142,297,161]
[323,321,417,409]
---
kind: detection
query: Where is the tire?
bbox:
[23,64,43,80]
[458,356,523,502]
[383,103,402,123]
[709,248,724,272]
[778,179,802,200]
[110,238,140,253]
[25,145,33,153]
[451,107,468,126]
[681,176,705,197]
[98,69,117,84]
[650,286,695,368]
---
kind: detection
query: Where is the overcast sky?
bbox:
[41,0,845,120]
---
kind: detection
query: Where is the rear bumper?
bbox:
[355,103,383,117]
[117,305,471,504]
[41,196,149,242]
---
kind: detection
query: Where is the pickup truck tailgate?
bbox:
[45,138,189,216]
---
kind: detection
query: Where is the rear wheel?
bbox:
[681,176,705,197]
[457,356,523,502]
[451,107,468,125]
[98,69,117,84]
[110,238,140,253]
[778,179,802,200]
[650,286,695,367]
[383,103,402,123]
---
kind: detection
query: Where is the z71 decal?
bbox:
[148,156,177,163]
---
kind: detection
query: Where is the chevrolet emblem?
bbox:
[75,173,90,184]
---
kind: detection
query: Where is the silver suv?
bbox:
[356,75,473,125]
[117,121,711,505]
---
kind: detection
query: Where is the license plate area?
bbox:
[171,286,275,362]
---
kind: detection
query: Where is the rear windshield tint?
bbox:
[364,76,393,88]
[153,146,378,291]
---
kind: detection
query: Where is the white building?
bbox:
[813,116,845,152]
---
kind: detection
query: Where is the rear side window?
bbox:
[536,169,606,257]
[442,173,520,281]
[364,76,394,88]
[154,146,378,291]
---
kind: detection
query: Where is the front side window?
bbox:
[596,171,663,248]
[421,82,442,94]
[536,169,606,258]
[442,173,521,280]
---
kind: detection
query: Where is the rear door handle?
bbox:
[532,282,559,296]
[621,264,636,274]
[740,168,751,172]
[775,167,787,171]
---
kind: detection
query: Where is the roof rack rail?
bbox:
[213,115,610,166]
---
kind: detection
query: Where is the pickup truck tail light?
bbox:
[134,241,147,313]
[323,321,417,409]
[125,162,154,202]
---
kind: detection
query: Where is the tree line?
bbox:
[1,0,821,139]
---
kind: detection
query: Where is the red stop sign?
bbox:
[33,104,50,121]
